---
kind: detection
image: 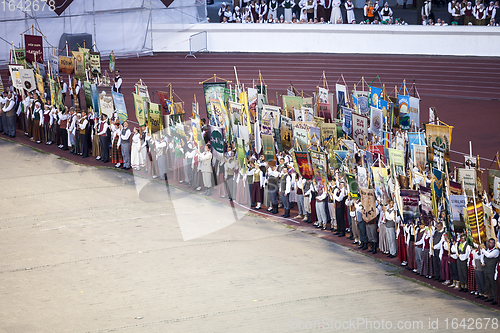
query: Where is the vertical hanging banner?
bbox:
[360,188,377,222]
[203,82,226,121]
[320,122,337,148]
[372,167,389,202]
[433,168,443,199]
[24,34,43,63]
[351,113,368,148]
[468,201,486,244]
[400,189,420,224]
[229,102,243,128]
[409,96,420,128]
[358,95,370,116]
[295,151,314,179]
[342,107,352,135]
[89,51,101,76]
[335,83,347,108]
[419,186,434,225]
[58,56,75,75]
[247,87,258,123]
[413,144,427,171]
[346,173,360,199]
[369,86,382,108]
[239,91,251,133]
[236,137,247,174]
[99,92,114,118]
[72,51,85,78]
[9,65,24,90]
[49,78,57,106]
[318,102,332,122]
[380,99,389,125]
[457,168,477,197]
[11,49,26,65]
[157,91,175,116]
[0,74,4,93]
[209,125,225,161]
[262,134,276,162]
[90,83,100,117]
[191,117,203,148]
[133,93,146,127]
[84,81,92,108]
[389,148,405,176]
[282,96,303,119]
[148,102,162,134]
[370,107,383,137]
[112,91,128,123]
[19,68,36,92]
[280,116,292,151]
[49,54,59,78]
[309,150,327,180]
[397,95,410,130]
[35,73,46,103]
[425,123,453,163]
[309,126,321,147]
[293,127,308,151]
[488,169,500,197]
[493,176,500,212]
[262,105,280,129]
[450,195,466,229]
[318,87,329,104]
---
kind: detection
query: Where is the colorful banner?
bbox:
[320,122,337,148]
[99,93,114,118]
[370,107,383,137]
[433,168,443,199]
[35,73,45,103]
[203,82,227,120]
[380,99,389,125]
[389,148,405,176]
[335,83,347,107]
[487,169,500,197]
[89,51,101,76]
[358,95,369,116]
[19,68,36,92]
[157,91,175,116]
[9,65,23,90]
[247,87,258,122]
[84,81,92,108]
[49,78,56,106]
[281,116,292,151]
[369,86,382,108]
[58,56,75,75]
[419,186,434,225]
[229,101,243,128]
[342,107,352,135]
[240,90,251,134]
[295,151,314,179]
[318,102,332,121]
[493,176,500,212]
[262,134,275,162]
[11,48,26,65]
[425,123,453,163]
[413,144,427,171]
[346,173,359,199]
[209,125,225,161]
[468,201,486,244]
[368,145,386,167]
[309,126,321,147]
[262,105,280,128]
[309,150,327,180]
[72,51,85,78]
[293,127,307,151]
[191,117,203,148]
[409,96,420,128]
[112,91,128,123]
[352,113,368,148]
[133,93,146,127]
[0,74,4,93]
[372,167,389,202]
[148,102,162,134]
[24,34,43,63]
[457,168,477,196]
[282,95,303,119]
[450,195,466,225]
[360,188,377,222]
[400,189,420,224]
[318,87,329,104]
[90,83,100,117]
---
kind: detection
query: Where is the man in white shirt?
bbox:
[199,144,213,196]
[280,164,292,218]
[433,222,445,281]
[481,238,499,303]
[113,70,122,94]
[2,91,16,137]
[333,179,347,236]
[79,111,89,158]
[97,114,110,163]
[383,200,397,258]
[457,234,471,292]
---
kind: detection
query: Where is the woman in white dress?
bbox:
[330,0,342,23]
[131,127,145,170]
[345,0,355,23]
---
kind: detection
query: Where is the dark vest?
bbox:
[121,128,130,144]
[484,249,499,274]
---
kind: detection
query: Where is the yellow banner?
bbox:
[426,123,453,163]
[239,91,251,134]
[148,102,162,134]
[72,51,85,78]
[36,73,46,103]
[133,93,146,127]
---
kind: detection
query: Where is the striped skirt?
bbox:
[468,265,477,292]
[440,254,451,281]
[421,248,434,276]
[111,137,123,164]
[173,157,184,182]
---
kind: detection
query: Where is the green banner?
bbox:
[262,134,275,162]
[133,93,146,127]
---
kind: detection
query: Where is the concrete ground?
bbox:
[0,138,498,333]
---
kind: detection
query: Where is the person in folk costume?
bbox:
[475,2,486,25]
[347,196,359,243]
[494,0,500,25]
[314,179,328,229]
[266,162,279,214]
[330,0,341,23]
[383,200,397,258]
[471,246,486,297]
[448,237,460,288]
[79,110,90,158]
[42,105,51,143]
[216,155,227,198]
[257,0,268,21]
[422,0,435,23]
[288,165,296,209]
[463,1,474,24]
[345,0,355,23]
[354,199,367,250]
[467,243,478,295]
[199,143,214,196]
[301,178,312,222]
[364,197,379,253]
[119,121,132,169]
[481,237,499,303]
[457,233,470,291]
[414,222,425,274]
[282,0,294,22]
[243,6,253,22]
[405,221,417,271]
[182,135,191,184]
[224,5,234,22]
[450,1,462,23]
[156,136,168,179]
[432,221,445,281]
[486,0,495,24]
[396,214,408,264]
[32,101,43,143]
[223,146,236,201]
[92,114,101,160]
[294,174,305,219]
[249,0,259,22]
[96,114,109,161]
[268,0,279,19]
[379,2,392,22]
[111,121,123,168]
[258,156,270,207]
[26,92,35,139]
[233,6,243,22]
[148,135,160,178]
[419,226,434,278]
[377,199,389,254]
[439,232,452,285]
[139,126,149,171]
[184,142,196,187]
[327,174,336,230]
[447,0,456,23]
[130,127,144,171]
[173,140,185,182]
[57,107,68,151]
[248,161,265,209]
[332,177,347,236]
[300,0,316,22]
[279,164,292,218]
[218,2,227,22]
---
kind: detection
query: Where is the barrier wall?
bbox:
[152,23,500,57]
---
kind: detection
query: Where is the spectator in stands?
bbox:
[282,0,294,21]
[422,0,435,22]
[224,5,234,22]
[243,6,253,22]
[463,1,474,24]
[475,2,486,25]
[495,1,500,25]
[233,6,243,22]
[451,1,462,24]
[373,0,381,20]
[345,0,355,23]
[269,0,279,20]
[331,0,341,23]
[448,0,456,23]
[218,3,226,22]
[249,0,259,22]
[366,0,375,22]
[379,2,393,22]
[258,0,268,21]
[486,1,496,24]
